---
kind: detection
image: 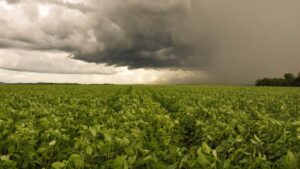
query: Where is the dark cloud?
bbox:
[71,0,210,69]
[1,0,211,69]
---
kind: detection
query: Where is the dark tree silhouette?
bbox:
[256,72,299,87]
[294,72,300,87]
[284,73,295,80]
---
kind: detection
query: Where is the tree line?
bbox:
[256,72,300,87]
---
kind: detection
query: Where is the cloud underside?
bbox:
[0,67,208,84]
[0,0,300,84]
[0,49,122,74]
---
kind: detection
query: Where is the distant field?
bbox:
[0,85,300,169]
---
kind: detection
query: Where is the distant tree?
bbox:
[284,73,295,80]
[256,72,299,87]
[256,78,271,86]
[283,73,295,86]
[295,72,300,86]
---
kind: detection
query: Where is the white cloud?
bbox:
[38,4,50,17]
[0,68,208,84]
[0,49,122,74]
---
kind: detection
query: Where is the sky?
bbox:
[0,0,299,84]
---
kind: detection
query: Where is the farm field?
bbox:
[0,85,300,169]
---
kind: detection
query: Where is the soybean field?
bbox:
[0,85,300,169]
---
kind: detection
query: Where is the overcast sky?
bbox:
[0,0,299,84]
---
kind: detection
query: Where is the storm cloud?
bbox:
[0,0,300,84]
[72,0,211,69]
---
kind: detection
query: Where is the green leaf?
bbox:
[223,159,232,169]
[239,158,248,164]
[51,162,65,169]
[212,149,218,159]
[49,140,56,146]
[201,142,211,155]
[285,151,296,169]
[104,132,112,142]
[70,154,83,168]
[197,151,209,166]
[0,155,9,161]
[254,134,262,143]
[89,127,97,137]
[86,145,93,155]
[113,156,127,169]
[37,147,47,153]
